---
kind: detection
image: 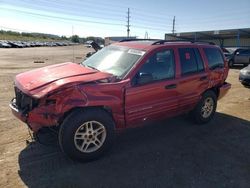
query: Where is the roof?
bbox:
[105,36,136,42]
[114,41,155,50]
[112,39,218,51]
[165,28,250,40]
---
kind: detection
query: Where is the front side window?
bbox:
[179,48,204,75]
[134,49,175,85]
[81,46,145,78]
[204,48,224,69]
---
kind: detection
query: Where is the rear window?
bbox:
[204,48,224,69]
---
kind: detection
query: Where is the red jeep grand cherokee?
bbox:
[10,39,231,161]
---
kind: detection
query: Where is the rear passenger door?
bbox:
[177,48,208,112]
[203,47,225,86]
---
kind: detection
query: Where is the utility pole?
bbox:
[72,25,75,63]
[172,16,176,34]
[126,8,130,38]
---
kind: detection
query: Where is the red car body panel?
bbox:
[125,79,179,126]
[15,62,112,98]
[10,42,231,132]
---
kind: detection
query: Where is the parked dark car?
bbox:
[0,41,11,48]
[7,41,25,48]
[228,48,250,67]
[222,47,233,60]
[239,65,250,87]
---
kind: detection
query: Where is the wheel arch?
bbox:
[58,106,115,126]
[209,87,219,98]
[201,87,219,99]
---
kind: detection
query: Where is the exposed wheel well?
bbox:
[206,87,219,99]
[59,106,114,126]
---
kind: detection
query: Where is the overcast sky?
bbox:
[0,0,250,39]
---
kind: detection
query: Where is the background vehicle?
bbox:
[222,47,233,60]
[239,65,250,87]
[10,39,231,161]
[85,41,102,57]
[228,48,250,67]
[0,41,11,48]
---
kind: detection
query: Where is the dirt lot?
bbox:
[0,45,249,188]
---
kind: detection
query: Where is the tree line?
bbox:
[0,30,104,44]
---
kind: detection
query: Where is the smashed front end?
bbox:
[9,62,114,132]
[10,86,38,126]
[10,81,89,133]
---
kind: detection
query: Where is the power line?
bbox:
[38,0,126,18]
[6,1,248,34]
[3,2,125,21]
[6,1,248,36]
[0,26,38,33]
[42,0,249,21]
[2,0,250,30]
[0,7,169,32]
[0,7,123,26]
[3,0,174,26]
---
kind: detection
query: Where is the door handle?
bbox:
[200,76,208,81]
[165,84,177,89]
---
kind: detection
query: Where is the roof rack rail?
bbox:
[192,40,215,45]
[152,40,215,45]
[152,40,189,45]
[119,39,159,42]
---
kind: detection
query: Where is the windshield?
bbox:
[81,45,145,78]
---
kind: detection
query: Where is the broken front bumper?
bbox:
[10,98,59,132]
[9,98,28,123]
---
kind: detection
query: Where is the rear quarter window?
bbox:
[178,48,204,76]
[204,48,224,69]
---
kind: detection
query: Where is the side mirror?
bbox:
[136,72,153,85]
[86,52,95,58]
[236,52,240,56]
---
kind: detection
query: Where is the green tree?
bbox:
[71,35,80,43]
[61,35,68,40]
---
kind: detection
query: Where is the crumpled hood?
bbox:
[15,62,112,98]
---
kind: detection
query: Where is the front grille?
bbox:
[14,87,38,112]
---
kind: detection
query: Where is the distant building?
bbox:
[104,36,136,46]
[165,28,250,48]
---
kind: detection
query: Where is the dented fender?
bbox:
[19,80,128,132]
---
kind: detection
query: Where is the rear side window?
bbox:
[239,49,250,55]
[179,48,204,75]
[204,48,224,69]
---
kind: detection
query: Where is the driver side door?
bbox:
[125,49,179,127]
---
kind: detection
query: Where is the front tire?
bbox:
[59,108,115,162]
[191,91,217,124]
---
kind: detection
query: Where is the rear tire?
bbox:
[191,91,217,124]
[228,60,234,67]
[59,108,115,162]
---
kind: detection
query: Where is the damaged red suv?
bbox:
[10,39,231,161]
